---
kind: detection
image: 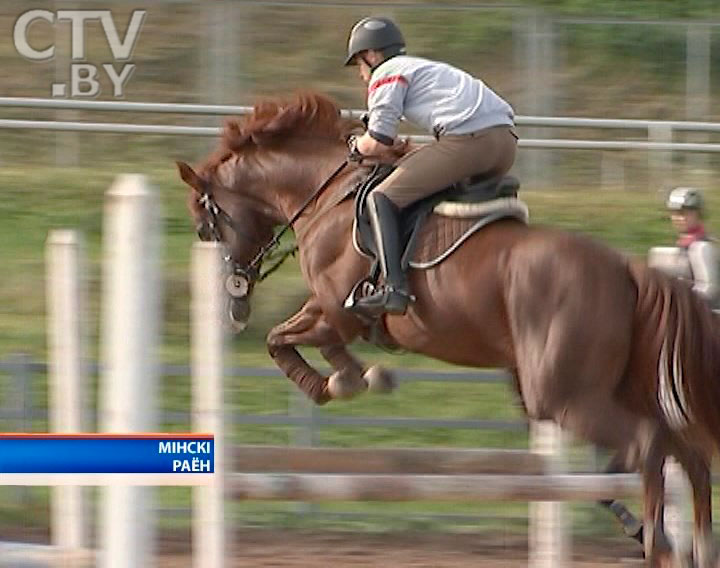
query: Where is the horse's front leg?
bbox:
[320,344,396,396]
[267,297,390,403]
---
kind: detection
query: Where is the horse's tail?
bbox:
[629,261,720,455]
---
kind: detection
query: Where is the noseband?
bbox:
[197,159,349,293]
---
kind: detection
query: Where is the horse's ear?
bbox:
[176,161,203,194]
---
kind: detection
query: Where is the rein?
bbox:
[200,158,349,286]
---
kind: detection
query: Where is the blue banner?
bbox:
[0,435,214,473]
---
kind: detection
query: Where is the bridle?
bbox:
[197,159,350,295]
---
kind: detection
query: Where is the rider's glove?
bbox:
[347,134,364,163]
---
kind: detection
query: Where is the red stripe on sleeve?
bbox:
[368,75,408,95]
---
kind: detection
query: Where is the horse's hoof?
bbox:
[327,371,368,400]
[364,365,396,394]
[624,521,644,546]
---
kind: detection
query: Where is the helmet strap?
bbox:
[369,49,404,73]
[360,55,374,71]
[359,46,404,74]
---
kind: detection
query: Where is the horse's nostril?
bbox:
[230,299,250,321]
[228,298,250,333]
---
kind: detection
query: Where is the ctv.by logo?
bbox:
[13,9,146,98]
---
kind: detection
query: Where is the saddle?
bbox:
[352,164,527,271]
[346,165,529,349]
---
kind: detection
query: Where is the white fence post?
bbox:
[648,124,673,190]
[99,175,162,568]
[530,421,569,568]
[601,151,625,191]
[523,10,555,189]
[54,0,79,167]
[191,242,227,568]
[45,230,88,553]
[664,458,692,553]
[685,24,711,177]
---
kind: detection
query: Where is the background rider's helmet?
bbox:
[666,187,704,213]
[344,17,406,66]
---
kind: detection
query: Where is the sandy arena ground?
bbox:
[175,530,645,567]
[0,527,647,567]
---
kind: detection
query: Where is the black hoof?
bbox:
[625,522,644,547]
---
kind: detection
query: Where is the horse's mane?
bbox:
[194,91,360,215]
[214,91,356,160]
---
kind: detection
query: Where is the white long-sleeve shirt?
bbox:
[648,240,720,308]
[687,240,720,305]
[366,55,514,144]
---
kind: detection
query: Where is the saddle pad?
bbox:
[410,201,528,268]
[352,198,529,270]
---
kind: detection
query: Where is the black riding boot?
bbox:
[354,192,413,316]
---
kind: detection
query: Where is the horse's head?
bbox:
[176,92,379,330]
[176,160,276,331]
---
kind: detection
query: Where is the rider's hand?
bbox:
[392,137,410,155]
[347,134,364,162]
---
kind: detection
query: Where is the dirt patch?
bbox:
[0,527,646,567]
[171,530,644,567]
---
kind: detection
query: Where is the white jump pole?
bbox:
[45,230,88,553]
[529,421,569,568]
[191,242,227,568]
[99,175,162,568]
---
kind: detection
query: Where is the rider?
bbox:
[665,186,720,308]
[345,16,518,317]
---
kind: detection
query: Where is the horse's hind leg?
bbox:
[600,441,714,566]
[671,443,714,568]
[546,393,677,566]
[573,415,673,566]
[599,450,644,547]
[641,432,676,568]
[597,447,715,564]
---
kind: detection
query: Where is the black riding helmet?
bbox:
[344,17,406,66]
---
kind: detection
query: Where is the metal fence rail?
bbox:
[0,357,524,433]
[3,97,720,153]
[4,96,720,130]
[4,118,720,152]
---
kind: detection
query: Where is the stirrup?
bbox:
[344,277,377,308]
[348,284,414,317]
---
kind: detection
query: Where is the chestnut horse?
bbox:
[177,92,720,566]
